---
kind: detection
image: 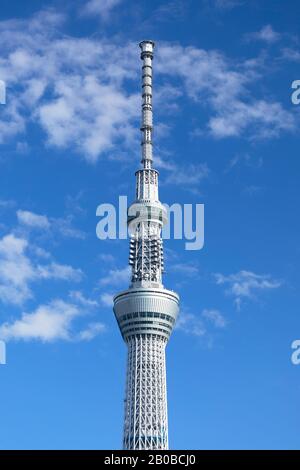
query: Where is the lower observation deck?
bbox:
[113,287,179,342]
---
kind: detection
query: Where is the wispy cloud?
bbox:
[0,233,82,305]
[176,307,226,338]
[0,199,15,210]
[81,0,122,20]
[212,0,243,9]
[0,9,139,161]
[280,47,300,62]
[36,262,83,282]
[17,210,50,229]
[77,322,105,341]
[157,44,295,140]
[0,9,294,161]
[202,308,226,328]
[0,234,33,305]
[53,216,86,240]
[170,262,200,278]
[31,246,51,259]
[214,270,282,310]
[176,311,206,337]
[165,163,210,188]
[17,209,86,239]
[98,253,115,263]
[99,266,130,286]
[148,0,187,23]
[100,292,114,307]
[242,185,263,197]
[226,153,263,171]
[69,290,98,307]
[98,266,130,307]
[156,156,210,191]
[208,99,294,140]
[245,25,281,44]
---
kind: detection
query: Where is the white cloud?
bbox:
[81,0,122,19]
[99,253,115,263]
[38,76,139,162]
[17,209,86,239]
[243,185,263,196]
[0,9,294,159]
[208,100,294,139]
[0,100,25,144]
[0,234,34,304]
[0,298,105,342]
[212,0,243,9]
[246,25,281,44]
[149,0,187,23]
[226,153,263,171]
[176,307,226,337]
[164,163,209,187]
[214,270,281,310]
[31,246,51,259]
[78,322,105,341]
[0,233,83,305]
[281,48,300,62]
[0,299,80,342]
[36,262,83,282]
[16,141,29,154]
[170,263,200,277]
[156,44,295,140]
[69,290,98,307]
[0,9,139,161]
[202,308,226,328]
[99,266,130,286]
[0,199,15,209]
[176,311,206,337]
[17,210,50,229]
[52,216,87,240]
[0,208,100,343]
[155,155,210,190]
[100,292,114,307]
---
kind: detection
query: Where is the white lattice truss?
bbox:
[123,334,168,450]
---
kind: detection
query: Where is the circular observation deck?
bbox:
[113,287,179,342]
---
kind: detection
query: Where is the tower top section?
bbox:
[139,40,155,57]
[139,40,155,169]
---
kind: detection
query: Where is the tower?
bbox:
[113,40,180,450]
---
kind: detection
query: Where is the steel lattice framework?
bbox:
[113,40,180,450]
[123,335,168,450]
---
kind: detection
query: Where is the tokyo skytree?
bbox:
[113,40,180,450]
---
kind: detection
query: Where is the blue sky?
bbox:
[0,0,300,450]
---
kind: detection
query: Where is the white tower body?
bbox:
[113,40,180,450]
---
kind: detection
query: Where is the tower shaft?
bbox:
[123,335,168,449]
[113,40,179,450]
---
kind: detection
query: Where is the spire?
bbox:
[139,40,155,169]
[127,41,167,288]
